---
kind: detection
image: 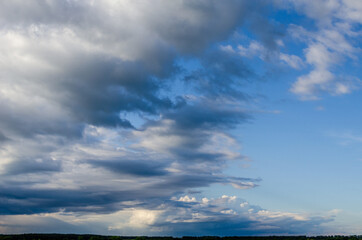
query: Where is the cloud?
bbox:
[0,115,260,215]
[283,0,362,99]
[280,0,362,26]
[0,214,88,234]
[172,196,197,203]
[3,157,62,175]
[87,159,169,177]
[183,49,253,101]
[0,0,270,186]
[0,195,334,235]
[279,53,304,69]
[154,195,334,236]
[0,0,254,140]
[222,41,304,70]
[0,132,9,143]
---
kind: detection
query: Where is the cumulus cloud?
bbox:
[284,0,362,99]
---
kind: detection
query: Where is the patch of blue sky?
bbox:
[272,6,318,32]
[202,11,362,220]
[219,91,362,212]
[158,57,201,102]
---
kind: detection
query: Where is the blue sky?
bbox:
[0,0,361,236]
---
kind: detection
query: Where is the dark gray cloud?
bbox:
[55,57,178,128]
[155,215,332,236]
[0,185,150,215]
[0,1,82,26]
[3,158,61,175]
[87,159,170,177]
[0,215,89,234]
[0,171,259,215]
[163,103,250,131]
[0,131,9,142]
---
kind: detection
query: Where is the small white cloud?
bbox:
[221,195,237,202]
[290,69,334,100]
[315,106,325,111]
[221,209,237,215]
[129,209,161,227]
[257,210,308,221]
[328,209,342,216]
[279,53,304,69]
[231,181,258,189]
[305,43,336,68]
[220,44,235,53]
[176,195,197,203]
[276,39,285,47]
[240,202,249,208]
[201,197,209,204]
[334,83,351,95]
[237,41,264,57]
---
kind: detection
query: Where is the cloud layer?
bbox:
[0,0,261,225]
[0,0,359,235]
[0,195,334,236]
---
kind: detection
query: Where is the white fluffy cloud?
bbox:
[285,0,361,99]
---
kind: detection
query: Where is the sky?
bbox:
[0,0,361,236]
